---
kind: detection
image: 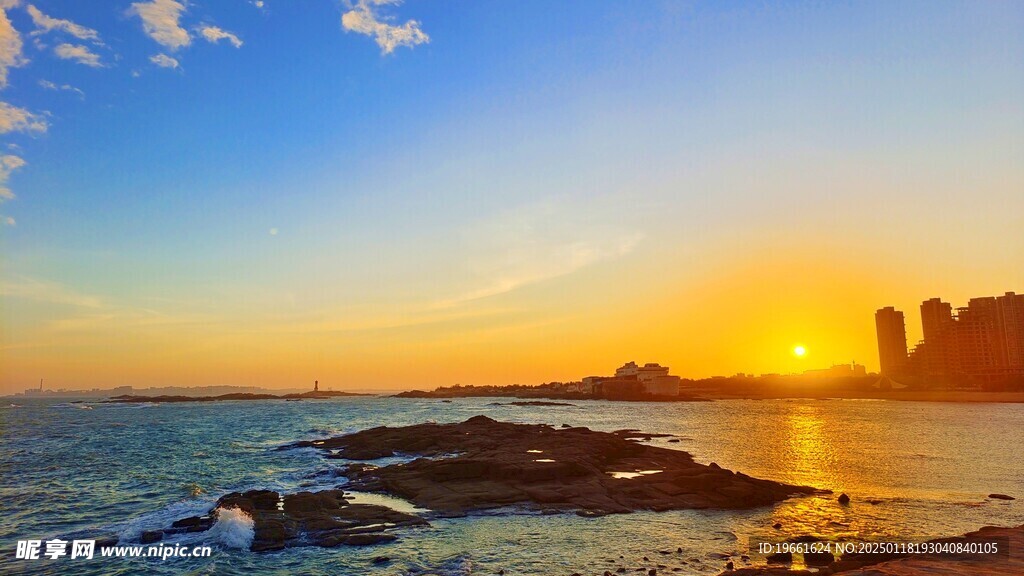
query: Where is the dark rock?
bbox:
[676,547,683,553]
[771,522,782,530]
[140,531,163,544]
[804,551,834,566]
[989,493,1015,500]
[372,556,390,564]
[95,537,119,550]
[837,493,850,504]
[765,551,792,564]
[172,488,425,552]
[724,561,733,571]
[296,417,817,516]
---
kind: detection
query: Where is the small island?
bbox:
[105,390,367,403]
[284,415,820,516]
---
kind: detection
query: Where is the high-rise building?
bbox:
[878,292,1024,384]
[875,307,908,376]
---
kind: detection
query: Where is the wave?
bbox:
[208,506,255,550]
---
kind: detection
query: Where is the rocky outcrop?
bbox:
[169,489,426,552]
[285,416,819,516]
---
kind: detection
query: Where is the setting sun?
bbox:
[793,345,807,357]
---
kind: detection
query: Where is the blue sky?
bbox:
[1,1,1022,391]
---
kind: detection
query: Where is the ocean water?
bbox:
[1,396,1021,575]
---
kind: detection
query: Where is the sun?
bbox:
[793,345,807,357]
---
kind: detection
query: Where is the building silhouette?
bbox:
[874,306,908,376]
[877,292,1024,385]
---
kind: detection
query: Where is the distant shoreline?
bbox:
[394,388,1024,404]
[103,391,370,404]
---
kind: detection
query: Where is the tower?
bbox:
[875,307,908,376]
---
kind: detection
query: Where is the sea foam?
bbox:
[209,506,255,550]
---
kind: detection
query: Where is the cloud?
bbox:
[0,153,25,201]
[268,227,278,236]
[0,275,103,308]
[0,3,25,88]
[26,5,100,42]
[0,101,47,134]
[199,25,242,48]
[433,202,644,309]
[38,78,84,97]
[2,215,13,226]
[130,0,190,50]
[54,42,102,67]
[341,0,429,54]
[149,53,179,69]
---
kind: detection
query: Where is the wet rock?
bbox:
[837,493,850,504]
[140,530,163,544]
[765,551,792,564]
[989,493,1015,500]
[372,556,390,564]
[771,522,782,530]
[172,488,425,552]
[724,561,733,571]
[803,551,834,566]
[95,537,119,550]
[287,416,818,516]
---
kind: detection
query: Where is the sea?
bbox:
[1,396,1022,575]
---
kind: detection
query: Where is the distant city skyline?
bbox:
[2,1,1022,392]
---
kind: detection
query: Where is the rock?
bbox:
[838,493,850,504]
[140,530,163,544]
[668,439,681,443]
[95,537,119,550]
[804,551,835,566]
[172,488,425,552]
[771,522,782,530]
[989,493,1015,500]
[288,417,818,516]
[765,551,791,564]
[676,547,683,553]
[371,556,390,564]
[724,561,733,570]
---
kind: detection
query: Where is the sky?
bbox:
[1,0,1022,393]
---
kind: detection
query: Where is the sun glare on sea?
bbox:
[793,345,807,357]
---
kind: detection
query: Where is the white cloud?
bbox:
[0,101,47,134]
[26,5,100,42]
[54,42,102,67]
[2,215,14,226]
[0,3,25,88]
[149,53,179,69]
[0,153,26,202]
[38,78,84,97]
[341,0,429,54]
[199,25,242,48]
[269,227,278,236]
[130,0,190,50]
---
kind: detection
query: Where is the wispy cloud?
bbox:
[433,201,645,309]
[0,2,25,88]
[0,101,47,134]
[149,53,179,69]
[2,214,13,226]
[54,42,102,67]
[26,4,100,42]
[38,78,84,97]
[0,153,25,201]
[0,276,104,309]
[199,25,242,48]
[130,0,190,50]
[341,0,429,54]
